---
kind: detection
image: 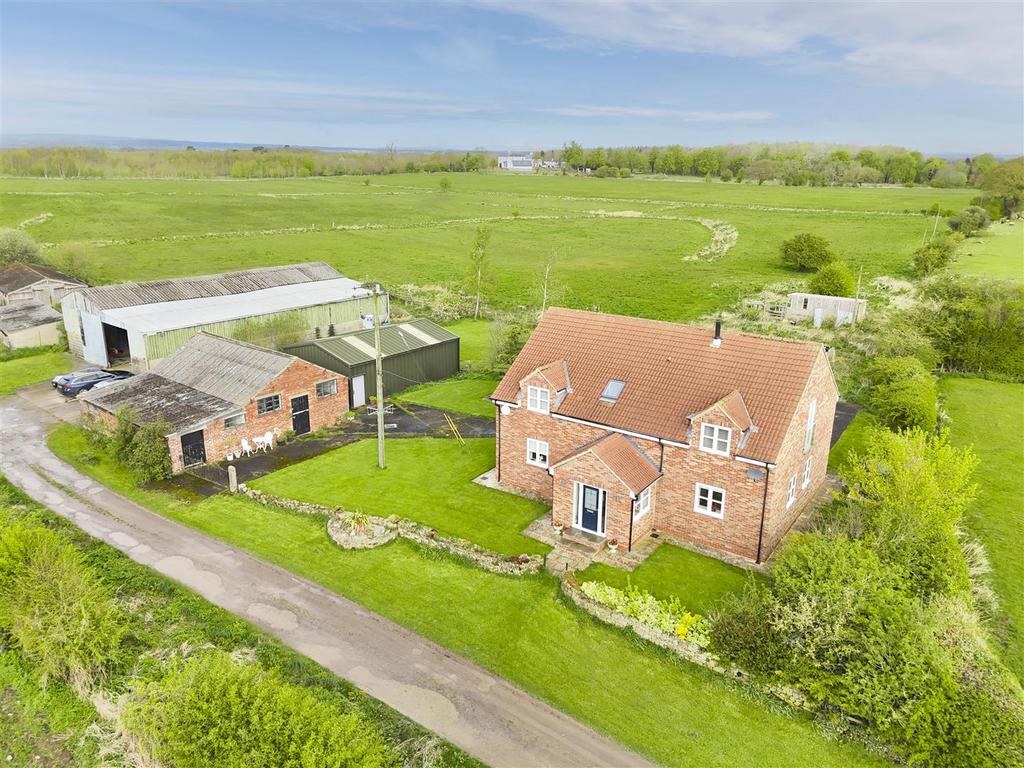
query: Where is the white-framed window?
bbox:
[694,483,726,519]
[526,438,549,467]
[786,474,797,508]
[527,385,550,413]
[699,423,731,456]
[224,413,245,428]
[316,378,338,398]
[802,457,812,489]
[257,394,281,415]
[804,399,817,452]
[634,486,652,520]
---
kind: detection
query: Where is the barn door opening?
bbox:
[180,430,206,468]
[291,395,310,435]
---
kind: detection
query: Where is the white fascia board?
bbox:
[736,455,777,469]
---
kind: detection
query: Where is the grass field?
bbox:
[953,221,1024,281]
[1,174,974,324]
[47,424,885,768]
[578,543,754,615]
[827,411,879,473]
[396,376,499,417]
[0,347,71,396]
[252,437,547,555]
[443,318,494,368]
[939,377,1024,680]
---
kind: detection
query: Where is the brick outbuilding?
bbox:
[80,332,347,474]
[491,308,839,564]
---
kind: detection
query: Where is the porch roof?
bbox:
[551,432,661,496]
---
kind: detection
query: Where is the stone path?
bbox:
[0,398,653,768]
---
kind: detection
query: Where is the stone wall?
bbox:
[240,487,544,577]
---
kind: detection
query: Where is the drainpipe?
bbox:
[495,404,501,483]
[755,466,770,564]
[627,498,635,553]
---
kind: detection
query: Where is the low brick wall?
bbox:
[240,486,544,577]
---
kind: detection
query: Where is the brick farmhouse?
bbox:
[490,308,839,564]
[80,332,348,473]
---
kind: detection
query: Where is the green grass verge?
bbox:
[827,410,880,473]
[578,542,755,615]
[0,349,71,396]
[939,377,1024,680]
[953,222,1024,281]
[253,437,547,556]
[396,376,499,418]
[443,318,494,369]
[47,424,885,768]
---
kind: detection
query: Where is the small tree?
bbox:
[490,315,534,367]
[466,225,491,320]
[780,233,835,271]
[125,418,172,486]
[112,407,139,463]
[947,206,990,236]
[438,175,452,193]
[910,235,958,277]
[808,261,856,296]
[0,228,42,265]
[536,249,566,318]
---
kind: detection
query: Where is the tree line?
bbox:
[551,140,1003,188]
[0,145,497,179]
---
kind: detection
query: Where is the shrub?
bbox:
[490,315,535,367]
[579,581,708,646]
[708,579,790,676]
[947,205,990,237]
[123,651,394,768]
[841,428,975,599]
[780,233,835,271]
[0,228,42,265]
[438,176,451,192]
[866,355,930,385]
[870,375,938,432]
[125,419,172,485]
[807,261,855,296]
[111,407,138,462]
[910,235,958,277]
[0,523,129,690]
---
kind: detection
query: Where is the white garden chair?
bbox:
[240,438,255,457]
[262,431,274,450]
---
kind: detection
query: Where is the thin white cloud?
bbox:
[546,105,774,122]
[474,0,1023,89]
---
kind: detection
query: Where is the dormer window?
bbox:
[600,379,625,403]
[527,385,550,413]
[699,424,731,456]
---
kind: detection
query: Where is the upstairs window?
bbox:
[527,385,550,413]
[802,457,812,489]
[316,379,338,398]
[786,474,797,508]
[694,483,725,519]
[526,438,549,468]
[600,379,626,403]
[804,399,817,452]
[257,394,281,415]
[700,424,731,456]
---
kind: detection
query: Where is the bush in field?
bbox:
[780,233,835,271]
[125,418,172,485]
[910,235,959,277]
[490,315,535,368]
[708,579,791,676]
[864,356,938,432]
[123,651,394,768]
[841,429,975,600]
[0,524,129,689]
[947,206,990,236]
[916,274,1024,380]
[0,228,42,265]
[807,261,855,296]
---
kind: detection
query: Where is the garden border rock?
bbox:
[240,486,543,577]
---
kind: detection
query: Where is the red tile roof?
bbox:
[492,308,831,463]
[551,433,661,495]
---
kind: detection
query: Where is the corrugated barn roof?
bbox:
[0,262,85,294]
[0,300,61,332]
[74,262,342,311]
[287,318,457,366]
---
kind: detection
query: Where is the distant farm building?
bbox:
[0,262,86,306]
[80,333,348,473]
[61,263,388,369]
[0,300,62,348]
[285,318,459,408]
[785,293,867,327]
[498,155,534,172]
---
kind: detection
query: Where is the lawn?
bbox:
[827,410,880,473]
[578,542,754,615]
[443,318,494,369]
[1,174,975,324]
[47,425,886,767]
[253,437,548,555]
[396,375,499,418]
[953,221,1024,281]
[0,347,71,396]
[939,377,1024,680]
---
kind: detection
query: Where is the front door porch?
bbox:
[573,482,607,536]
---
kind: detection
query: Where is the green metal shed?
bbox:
[284,318,460,408]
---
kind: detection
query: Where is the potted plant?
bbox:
[608,538,619,553]
[552,520,564,536]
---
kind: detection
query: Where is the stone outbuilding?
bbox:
[0,300,62,348]
[80,332,348,473]
[0,262,86,306]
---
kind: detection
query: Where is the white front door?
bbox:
[351,375,366,407]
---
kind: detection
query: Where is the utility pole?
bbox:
[853,264,864,326]
[373,284,386,469]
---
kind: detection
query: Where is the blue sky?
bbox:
[2,1,1022,153]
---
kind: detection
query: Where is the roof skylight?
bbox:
[600,379,626,403]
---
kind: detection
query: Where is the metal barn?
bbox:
[285,318,459,408]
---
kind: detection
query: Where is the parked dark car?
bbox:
[53,368,132,389]
[59,370,133,397]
